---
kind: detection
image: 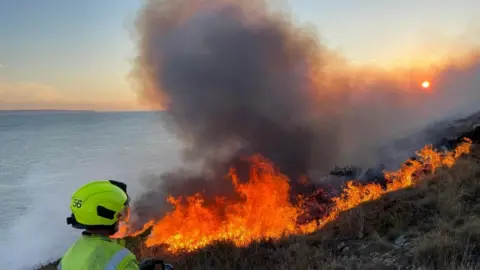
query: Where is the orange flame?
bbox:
[115,138,472,253]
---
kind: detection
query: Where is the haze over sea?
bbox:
[0,111,181,269]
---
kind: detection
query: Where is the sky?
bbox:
[0,0,478,111]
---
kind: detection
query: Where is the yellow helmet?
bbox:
[66,180,130,229]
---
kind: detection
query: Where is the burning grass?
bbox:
[115,139,473,252]
[131,142,480,269]
[36,140,480,269]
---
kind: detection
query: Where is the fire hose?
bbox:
[155,260,174,270]
[139,259,174,270]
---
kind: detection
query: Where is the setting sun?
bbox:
[421,80,430,88]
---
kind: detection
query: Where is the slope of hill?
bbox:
[36,142,479,270]
[130,144,480,270]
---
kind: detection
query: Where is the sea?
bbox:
[0,111,182,270]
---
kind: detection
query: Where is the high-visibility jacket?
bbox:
[58,233,139,270]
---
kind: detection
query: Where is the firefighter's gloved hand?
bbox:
[139,258,157,270]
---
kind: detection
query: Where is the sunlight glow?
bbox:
[421,80,430,88]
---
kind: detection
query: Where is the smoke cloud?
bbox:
[130,0,480,223]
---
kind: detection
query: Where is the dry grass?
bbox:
[37,145,480,270]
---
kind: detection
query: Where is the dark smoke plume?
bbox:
[130,0,480,223]
[134,0,345,174]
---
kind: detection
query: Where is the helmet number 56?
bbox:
[73,198,83,208]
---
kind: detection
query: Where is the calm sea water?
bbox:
[0,111,182,269]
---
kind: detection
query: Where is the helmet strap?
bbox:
[67,214,119,235]
[66,214,86,229]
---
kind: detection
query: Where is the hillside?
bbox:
[129,144,480,270]
[37,142,480,270]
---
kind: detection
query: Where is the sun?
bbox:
[421,80,430,88]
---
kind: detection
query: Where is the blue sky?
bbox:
[0,0,478,110]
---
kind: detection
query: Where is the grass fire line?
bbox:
[113,138,473,254]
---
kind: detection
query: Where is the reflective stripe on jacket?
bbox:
[58,234,139,270]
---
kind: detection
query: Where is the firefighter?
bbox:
[58,180,159,270]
